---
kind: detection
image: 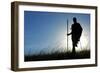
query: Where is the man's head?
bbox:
[73,17,77,23]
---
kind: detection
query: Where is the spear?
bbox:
[67,19,68,51]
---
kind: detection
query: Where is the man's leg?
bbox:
[72,42,76,54]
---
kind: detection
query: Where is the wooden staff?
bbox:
[67,19,68,51]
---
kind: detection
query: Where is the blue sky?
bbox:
[24,11,90,55]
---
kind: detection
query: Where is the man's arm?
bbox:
[67,25,72,36]
[67,32,72,36]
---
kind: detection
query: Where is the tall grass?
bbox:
[24,49,90,62]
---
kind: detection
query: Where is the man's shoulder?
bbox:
[72,24,74,26]
[77,23,80,25]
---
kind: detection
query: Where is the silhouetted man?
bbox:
[67,17,83,54]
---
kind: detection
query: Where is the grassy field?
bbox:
[24,50,90,62]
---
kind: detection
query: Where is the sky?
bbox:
[24,11,90,55]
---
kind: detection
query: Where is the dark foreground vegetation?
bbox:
[24,50,90,62]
